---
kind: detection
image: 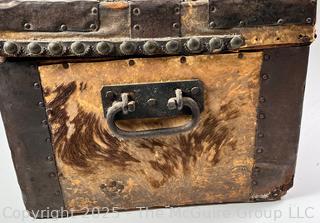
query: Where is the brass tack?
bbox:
[209,37,223,51]
[143,41,159,55]
[27,42,42,55]
[165,40,180,54]
[187,38,201,52]
[120,41,137,55]
[96,42,113,55]
[48,42,64,56]
[230,36,244,49]
[3,42,19,55]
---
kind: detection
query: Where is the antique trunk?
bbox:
[0,0,317,219]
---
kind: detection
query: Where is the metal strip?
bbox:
[101,80,204,120]
[0,35,244,58]
[208,0,316,29]
[0,62,65,218]
[251,46,310,201]
[130,0,181,38]
[0,0,99,32]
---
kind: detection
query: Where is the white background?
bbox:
[1,7,319,223]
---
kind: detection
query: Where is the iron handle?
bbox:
[106,90,200,139]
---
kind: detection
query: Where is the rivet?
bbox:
[132,8,140,16]
[48,42,64,56]
[45,137,51,143]
[24,23,31,30]
[60,24,67,31]
[71,41,88,55]
[49,172,56,178]
[238,53,244,59]
[172,23,180,29]
[306,17,312,24]
[38,101,45,108]
[253,167,261,173]
[264,54,271,61]
[62,63,69,69]
[258,113,266,119]
[33,82,40,89]
[120,41,137,55]
[91,7,98,14]
[230,36,244,49]
[256,147,264,153]
[262,74,269,80]
[42,120,48,126]
[105,91,114,100]
[128,101,136,112]
[252,180,258,186]
[180,56,187,64]
[47,155,54,161]
[147,98,157,107]
[259,96,266,103]
[258,132,264,138]
[209,37,223,51]
[54,191,61,196]
[165,40,180,54]
[209,21,216,29]
[174,6,180,14]
[239,20,245,26]
[96,42,113,55]
[128,59,135,66]
[133,24,141,31]
[27,42,42,55]
[143,41,159,55]
[186,38,201,52]
[191,87,200,95]
[90,24,97,30]
[3,42,19,55]
[277,19,284,25]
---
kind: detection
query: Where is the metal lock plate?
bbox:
[101,80,204,120]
